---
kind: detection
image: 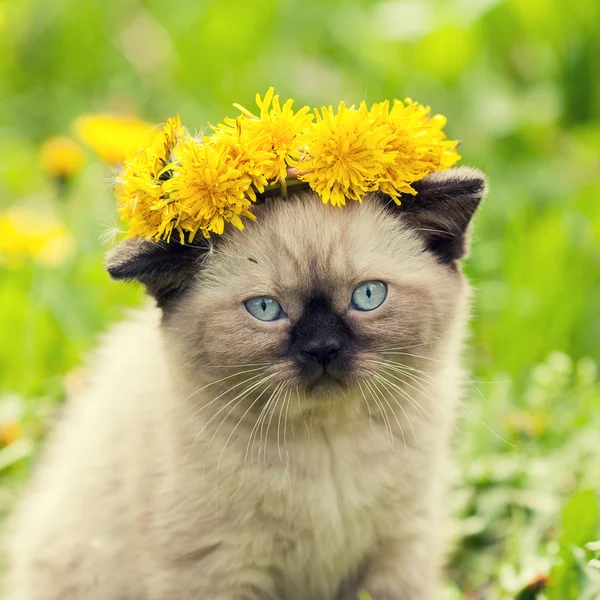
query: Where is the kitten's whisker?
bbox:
[264,383,286,469]
[370,358,438,381]
[199,374,275,514]
[194,374,271,443]
[370,375,409,451]
[282,386,293,464]
[461,383,517,449]
[246,382,283,468]
[280,387,294,490]
[361,378,386,438]
[206,373,276,513]
[372,339,442,353]
[276,385,291,464]
[186,372,266,427]
[374,372,446,448]
[382,391,422,449]
[372,362,445,406]
[412,227,457,237]
[221,380,276,500]
[376,362,477,428]
[175,355,203,372]
[257,382,285,467]
[171,347,270,372]
[371,373,417,444]
[182,367,265,410]
[477,419,518,449]
[206,379,275,474]
[376,366,465,441]
[337,390,351,423]
[369,360,445,398]
[379,351,443,364]
[393,367,440,390]
[363,378,393,448]
[357,380,378,436]
[392,367,448,402]
[470,382,501,416]
[296,387,311,439]
[376,366,455,431]
[371,370,437,427]
[231,380,274,503]
[214,374,278,457]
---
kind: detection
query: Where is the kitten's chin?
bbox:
[305,374,349,399]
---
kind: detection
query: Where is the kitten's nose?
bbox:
[302,340,340,367]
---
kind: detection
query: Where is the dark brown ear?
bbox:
[105,238,210,309]
[394,166,487,264]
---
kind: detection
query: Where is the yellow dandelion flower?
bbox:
[116,116,185,240]
[0,394,23,447]
[0,205,73,268]
[209,117,275,199]
[295,101,394,207]
[163,138,255,241]
[75,114,155,164]
[232,87,313,182]
[371,99,461,201]
[40,136,84,179]
[0,422,21,446]
[115,90,462,241]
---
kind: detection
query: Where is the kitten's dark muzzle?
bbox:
[298,337,350,386]
[298,353,351,390]
[289,295,355,387]
[302,339,340,367]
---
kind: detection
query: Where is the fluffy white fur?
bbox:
[2,170,484,600]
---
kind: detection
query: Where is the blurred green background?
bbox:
[1,0,599,598]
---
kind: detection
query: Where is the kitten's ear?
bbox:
[105,238,209,309]
[396,166,487,264]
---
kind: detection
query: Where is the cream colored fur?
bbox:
[3,187,476,600]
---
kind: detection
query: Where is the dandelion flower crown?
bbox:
[115,88,461,243]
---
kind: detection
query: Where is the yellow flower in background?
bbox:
[296,101,394,207]
[0,205,73,267]
[231,87,313,181]
[0,422,20,446]
[164,139,255,240]
[504,410,550,438]
[0,393,23,447]
[371,99,461,201]
[75,114,155,163]
[40,136,84,179]
[115,116,184,241]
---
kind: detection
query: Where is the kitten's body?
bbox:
[3,169,485,600]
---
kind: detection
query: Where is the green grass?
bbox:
[1,0,600,597]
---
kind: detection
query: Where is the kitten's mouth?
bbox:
[305,371,348,396]
[295,346,355,396]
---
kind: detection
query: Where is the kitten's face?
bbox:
[166,192,466,399]
[107,167,485,413]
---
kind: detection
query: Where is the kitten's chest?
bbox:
[253,426,407,597]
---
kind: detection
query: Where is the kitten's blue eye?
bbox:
[351,281,388,311]
[245,297,284,322]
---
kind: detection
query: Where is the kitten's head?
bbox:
[107,167,486,405]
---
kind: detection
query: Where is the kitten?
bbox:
[2,166,486,600]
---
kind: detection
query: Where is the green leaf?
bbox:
[547,490,599,600]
